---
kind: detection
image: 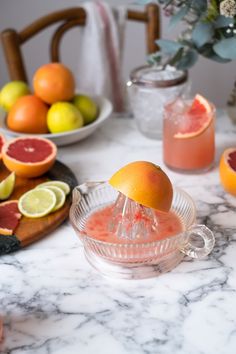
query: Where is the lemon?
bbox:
[36,180,70,195]
[47,102,83,133]
[0,172,15,200]
[72,94,98,125]
[0,81,30,112]
[43,186,66,211]
[18,188,56,218]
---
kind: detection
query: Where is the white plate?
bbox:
[0,96,113,146]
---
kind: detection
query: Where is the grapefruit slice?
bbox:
[2,137,57,178]
[219,148,236,196]
[174,94,213,139]
[0,133,6,159]
[109,161,173,212]
[0,200,21,235]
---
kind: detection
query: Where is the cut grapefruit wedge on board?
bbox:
[174,94,213,139]
[0,133,6,159]
[0,200,21,235]
[219,148,236,196]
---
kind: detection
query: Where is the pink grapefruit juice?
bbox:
[83,204,183,244]
[163,98,215,172]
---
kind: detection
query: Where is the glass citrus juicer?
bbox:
[69,162,215,279]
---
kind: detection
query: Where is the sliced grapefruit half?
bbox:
[0,200,21,235]
[219,148,236,196]
[174,94,213,139]
[109,161,173,212]
[2,136,57,178]
[0,133,6,159]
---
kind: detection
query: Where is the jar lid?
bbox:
[129,65,188,88]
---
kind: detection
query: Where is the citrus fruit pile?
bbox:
[174,94,213,139]
[219,148,236,196]
[18,180,70,218]
[0,63,98,135]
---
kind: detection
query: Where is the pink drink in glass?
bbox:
[163,97,215,172]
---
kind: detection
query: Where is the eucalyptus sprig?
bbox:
[143,0,236,69]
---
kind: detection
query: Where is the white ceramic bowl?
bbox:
[0,96,113,146]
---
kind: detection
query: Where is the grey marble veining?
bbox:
[1,111,236,354]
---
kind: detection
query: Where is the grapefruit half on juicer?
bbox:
[219,148,236,196]
[2,137,57,178]
[174,94,213,139]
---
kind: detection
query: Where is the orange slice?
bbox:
[109,161,173,212]
[174,94,213,139]
[219,148,236,196]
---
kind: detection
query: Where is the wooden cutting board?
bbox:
[0,160,78,256]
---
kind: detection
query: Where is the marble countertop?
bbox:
[1,111,236,354]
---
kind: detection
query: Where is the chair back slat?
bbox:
[19,8,86,43]
[51,19,86,62]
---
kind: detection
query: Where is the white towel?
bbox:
[77,1,126,112]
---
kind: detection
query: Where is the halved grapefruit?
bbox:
[0,133,6,159]
[219,148,236,196]
[2,137,57,178]
[109,161,173,211]
[0,200,21,235]
[174,94,213,139]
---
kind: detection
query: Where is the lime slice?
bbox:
[43,186,66,211]
[0,172,15,200]
[18,188,56,218]
[36,180,70,195]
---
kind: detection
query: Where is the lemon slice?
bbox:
[18,188,56,218]
[36,180,70,195]
[0,172,15,200]
[43,186,66,211]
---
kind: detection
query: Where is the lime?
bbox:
[72,94,98,125]
[47,102,83,133]
[36,180,70,195]
[0,81,30,112]
[18,188,56,218]
[43,186,66,211]
[0,172,15,200]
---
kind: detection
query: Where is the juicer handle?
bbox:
[179,224,215,259]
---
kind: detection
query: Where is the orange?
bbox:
[33,63,75,104]
[174,94,213,139]
[7,95,49,134]
[219,148,236,196]
[109,161,173,211]
[2,137,57,178]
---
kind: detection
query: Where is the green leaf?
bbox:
[168,47,185,67]
[192,22,214,47]
[176,49,198,70]
[213,37,236,59]
[199,43,231,62]
[169,6,189,28]
[155,39,183,54]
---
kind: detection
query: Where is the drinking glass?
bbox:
[163,97,215,173]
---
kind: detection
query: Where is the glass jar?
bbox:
[127,65,189,139]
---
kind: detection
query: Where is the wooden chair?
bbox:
[1,4,160,83]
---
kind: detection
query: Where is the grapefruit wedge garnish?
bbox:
[174,94,213,139]
[0,200,21,235]
[219,148,236,196]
